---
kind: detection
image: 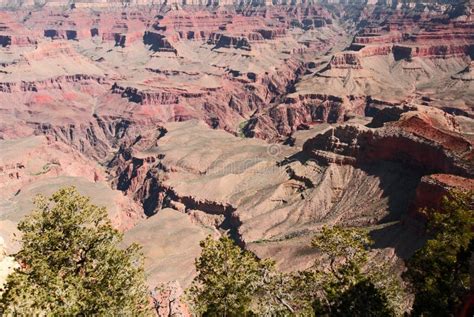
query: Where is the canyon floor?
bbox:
[0,0,473,291]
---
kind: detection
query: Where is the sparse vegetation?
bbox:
[238,120,249,138]
[30,161,61,176]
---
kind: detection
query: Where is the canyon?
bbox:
[0,0,472,311]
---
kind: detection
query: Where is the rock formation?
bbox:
[301,104,473,216]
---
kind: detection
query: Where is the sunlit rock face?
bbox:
[0,0,472,286]
[0,236,19,295]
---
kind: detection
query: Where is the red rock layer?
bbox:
[347,8,473,61]
[301,106,473,215]
[412,174,474,213]
[303,110,473,178]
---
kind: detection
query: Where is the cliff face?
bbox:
[241,11,473,139]
[2,2,471,141]
[244,94,366,139]
[247,1,472,141]
[1,4,346,138]
[412,174,474,214]
[301,105,473,216]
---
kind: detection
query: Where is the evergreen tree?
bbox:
[310,226,403,316]
[189,229,406,316]
[404,190,473,316]
[331,279,394,317]
[0,187,151,315]
[187,235,291,316]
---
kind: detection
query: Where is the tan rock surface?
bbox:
[123,208,213,288]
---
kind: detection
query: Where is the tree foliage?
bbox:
[0,187,151,315]
[309,226,403,316]
[404,190,474,316]
[187,235,293,316]
[330,279,394,317]
[187,193,474,316]
[312,226,371,290]
[188,228,405,316]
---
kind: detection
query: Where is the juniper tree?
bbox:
[187,235,292,316]
[310,226,404,316]
[0,187,151,315]
[404,190,474,316]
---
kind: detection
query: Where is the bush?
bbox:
[187,235,292,316]
[404,190,474,316]
[0,187,151,315]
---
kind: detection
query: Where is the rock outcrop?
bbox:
[301,105,473,216]
[303,125,472,178]
[412,174,474,213]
